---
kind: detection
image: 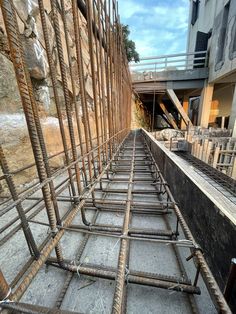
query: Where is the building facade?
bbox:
[187,0,236,133]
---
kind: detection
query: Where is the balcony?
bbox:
[131,51,209,92]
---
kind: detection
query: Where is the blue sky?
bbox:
[118,0,190,58]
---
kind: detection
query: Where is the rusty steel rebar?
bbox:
[7,134,129,302]
[0,129,127,217]
[0,146,39,258]
[0,0,130,296]
[111,132,136,313]
[38,0,80,197]
[0,269,11,303]
[50,0,83,198]
[47,261,200,295]
[60,0,89,188]
[224,258,236,303]
[1,0,61,257]
[86,0,102,174]
[0,301,81,314]
[0,0,131,297]
[71,0,97,182]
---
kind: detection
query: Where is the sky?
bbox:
[118,0,190,58]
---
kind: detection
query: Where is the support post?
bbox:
[198,82,214,128]
[212,146,220,168]
[231,157,236,179]
[228,84,236,136]
[159,102,178,129]
[180,95,189,130]
[166,89,193,127]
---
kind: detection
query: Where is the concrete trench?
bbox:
[0,130,219,313]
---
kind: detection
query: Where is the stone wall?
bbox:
[131,95,151,130]
[0,0,99,193]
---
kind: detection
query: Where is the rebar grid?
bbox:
[0,130,231,313]
[0,1,231,314]
[0,0,129,310]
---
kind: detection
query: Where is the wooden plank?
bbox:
[213,146,220,168]
[198,83,214,128]
[221,116,225,129]
[201,139,209,162]
[191,141,196,156]
[205,141,212,164]
[196,143,201,159]
[180,95,189,130]
[199,145,203,160]
[193,141,198,157]
[167,89,193,127]
[225,142,231,165]
[231,157,236,179]
[159,102,179,129]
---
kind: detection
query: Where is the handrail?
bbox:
[131,50,207,62]
[131,57,206,68]
[133,64,206,73]
[130,51,208,77]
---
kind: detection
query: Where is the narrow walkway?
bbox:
[176,152,236,204]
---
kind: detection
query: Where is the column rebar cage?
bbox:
[0,0,131,307]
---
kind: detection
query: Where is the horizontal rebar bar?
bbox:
[47,261,201,295]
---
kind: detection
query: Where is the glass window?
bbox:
[191,0,200,25]
[216,2,230,66]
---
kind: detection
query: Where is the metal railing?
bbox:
[130,51,208,81]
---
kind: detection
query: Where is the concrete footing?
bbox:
[142,128,236,292]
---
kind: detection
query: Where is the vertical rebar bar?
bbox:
[1,0,59,242]
[0,146,39,258]
[60,0,88,188]
[85,0,102,174]
[0,269,10,302]
[38,0,77,198]
[71,0,97,183]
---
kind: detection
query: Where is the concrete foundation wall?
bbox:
[142,129,236,291]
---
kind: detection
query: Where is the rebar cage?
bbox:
[0,0,131,308]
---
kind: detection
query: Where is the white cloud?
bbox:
[153,6,188,30]
[118,0,147,19]
[118,0,189,57]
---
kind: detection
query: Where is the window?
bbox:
[232,29,236,56]
[191,0,200,25]
[194,31,209,68]
[216,1,230,66]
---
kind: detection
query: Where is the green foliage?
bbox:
[122,24,140,63]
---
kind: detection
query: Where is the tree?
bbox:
[122,25,139,63]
